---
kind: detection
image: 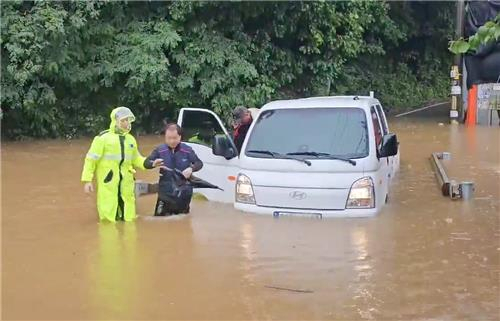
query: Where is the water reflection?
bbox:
[351,227,369,262]
[349,226,379,319]
[88,223,138,320]
[465,125,478,155]
[240,222,256,280]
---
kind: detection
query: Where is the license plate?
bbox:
[273,211,322,219]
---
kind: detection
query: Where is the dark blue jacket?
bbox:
[144,143,203,202]
[144,142,203,176]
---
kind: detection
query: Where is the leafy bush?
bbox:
[1,1,453,139]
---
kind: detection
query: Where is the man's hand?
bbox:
[84,182,94,194]
[182,167,193,179]
[152,158,169,171]
[152,158,164,168]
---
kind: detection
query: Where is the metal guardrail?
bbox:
[135,180,158,197]
[430,152,474,200]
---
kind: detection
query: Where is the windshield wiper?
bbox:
[247,150,279,158]
[287,151,356,166]
[247,150,312,166]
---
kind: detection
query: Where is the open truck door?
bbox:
[375,104,399,178]
[177,108,239,203]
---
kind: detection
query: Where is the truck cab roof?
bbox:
[261,96,380,112]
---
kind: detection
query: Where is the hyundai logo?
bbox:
[290,191,307,200]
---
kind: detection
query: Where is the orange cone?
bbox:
[466,85,477,126]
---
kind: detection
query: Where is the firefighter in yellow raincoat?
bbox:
[81,107,164,222]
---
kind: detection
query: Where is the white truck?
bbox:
[178,96,400,218]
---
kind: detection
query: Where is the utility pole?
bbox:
[454,0,465,66]
[450,0,465,124]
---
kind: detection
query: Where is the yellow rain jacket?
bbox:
[81,107,146,222]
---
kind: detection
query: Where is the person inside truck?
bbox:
[232,106,253,153]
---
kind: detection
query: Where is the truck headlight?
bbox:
[346,177,375,209]
[236,174,255,204]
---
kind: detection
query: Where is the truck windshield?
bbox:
[245,108,369,159]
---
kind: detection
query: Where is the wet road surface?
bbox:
[2,116,499,320]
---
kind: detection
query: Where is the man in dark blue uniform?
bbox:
[144,123,203,216]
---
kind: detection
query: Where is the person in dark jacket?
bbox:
[232,106,253,153]
[144,123,203,216]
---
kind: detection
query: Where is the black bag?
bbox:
[158,171,193,210]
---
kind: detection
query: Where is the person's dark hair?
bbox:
[164,123,183,136]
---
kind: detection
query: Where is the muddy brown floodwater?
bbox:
[2,116,499,320]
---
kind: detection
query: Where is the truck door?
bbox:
[371,106,390,204]
[178,108,239,203]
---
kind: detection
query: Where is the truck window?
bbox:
[375,104,388,135]
[181,110,227,148]
[246,108,369,159]
[371,107,383,147]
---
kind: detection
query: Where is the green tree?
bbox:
[1,1,455,139]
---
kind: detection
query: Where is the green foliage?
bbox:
[449,14,500,54]
[1,1,454,139]
[340,1,453,110]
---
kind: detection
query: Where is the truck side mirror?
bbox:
[379,133,398,157]
[212,135,237,160]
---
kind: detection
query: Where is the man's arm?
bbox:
[188,149,203,172]
[143,148,160,169]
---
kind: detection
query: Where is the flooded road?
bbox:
[2,116,499,320]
